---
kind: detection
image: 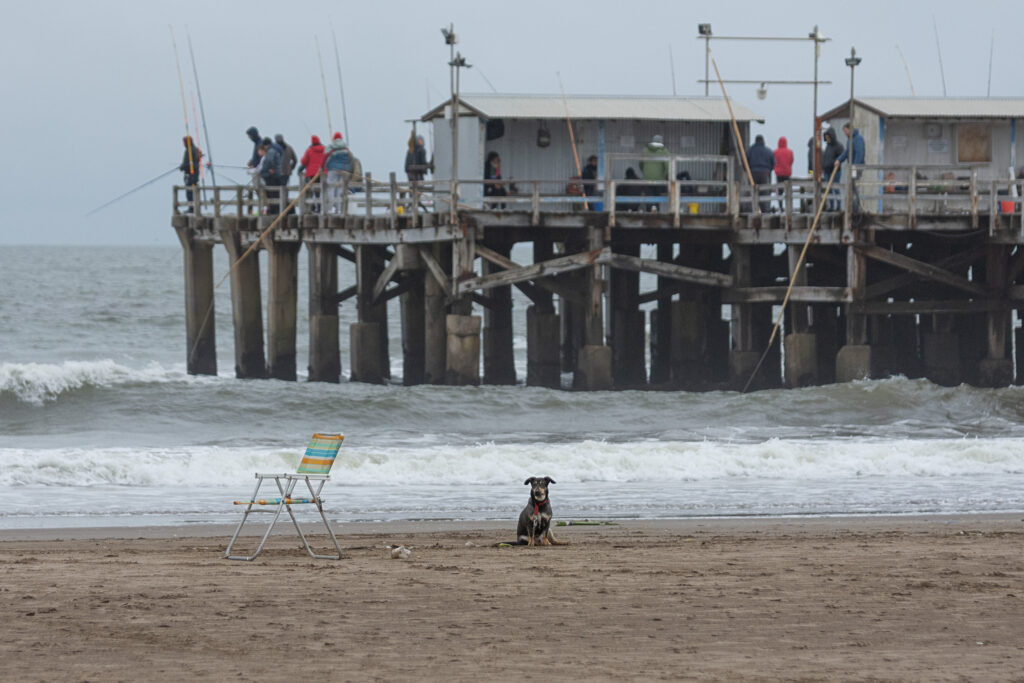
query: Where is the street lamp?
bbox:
[698,23,712,96]
[844,47,862,218]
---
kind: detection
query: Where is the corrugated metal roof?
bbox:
[421,93,764,123]
[821,97,1024,120]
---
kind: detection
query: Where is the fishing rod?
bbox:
[895,44,915,96]
[85,167,179,216]
[190,91,204,182]
[315,35,333,134]
[169,26,195,178]
[741,164,840,393]
[932,16,947,96]
[330,24,350,142]
[187,29,216,186]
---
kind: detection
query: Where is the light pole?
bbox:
[844,47,862,219]
[441,25,470,224]
[698,23,712,96]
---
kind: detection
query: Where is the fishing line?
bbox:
[84,167,179,216]
[187,29,216,186]
[741,164,840,393]
[315,35,333,134]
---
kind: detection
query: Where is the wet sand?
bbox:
[2,515,1023,681]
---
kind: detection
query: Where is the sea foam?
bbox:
[2,437,1022,488]
[0,360,183,405]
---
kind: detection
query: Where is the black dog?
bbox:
[517,477,565,546]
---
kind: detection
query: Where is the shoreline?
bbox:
[3,510,1021,541]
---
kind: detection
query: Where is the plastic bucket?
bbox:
[1000,200,1016,214]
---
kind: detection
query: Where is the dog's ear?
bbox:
[545,477,556,485]
[524,477,534,485]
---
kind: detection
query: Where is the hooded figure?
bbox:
[274,134,298,180]
[405,134,430,181]
[640,134,669,183]
[180,135,203,207]
[821,129,844,181]
[324,133,352,213]
[774,136,794,182]
[246,126,261,169]
[298,135,326,180]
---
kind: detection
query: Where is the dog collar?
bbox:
[533,499,546,514]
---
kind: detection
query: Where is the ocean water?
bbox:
[3,245,1024,529]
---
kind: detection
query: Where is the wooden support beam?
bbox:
[607,253,733,288]
[335,245,356,263]
[852,299,1005,315]
[722,286,850,304]
[476,242,589,305]
[455,247,610,297]
[863,248,984,300]
[371,256,401,303]
[858,244,988,296]
[332,284,358,304]
[638,280,689,305]
[380,275,417,303]
[471,292,496,310]
[418,246,452,298]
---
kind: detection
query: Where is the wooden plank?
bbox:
[863,247,984,300]
[638,281,689,305]
[858,244,988,296]
[332,284,358,304]
[371,256,401,303]
[722,286,850,304]
[418,246,451,298]
[851,299,1005,315]
[456,248,609,296]
[335,245,356,263]
[607,253,733,288]
[306,226,461,245]
[379,275,416,303]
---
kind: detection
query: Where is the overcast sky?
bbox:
[1,0,1019,246]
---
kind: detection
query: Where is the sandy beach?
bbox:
[2,515,1023,681]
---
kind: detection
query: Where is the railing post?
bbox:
[670,179,680,228]
[213,186,221,218]
[970,168,978,229]
[411,181,420,226]
[908,166,917,229]
[784,180,793,231]
[609,179,617,228]
[990,180,999,235]
[389,172,398,230]
[364,172,373,218]
[531,181,540,226]
[341,174,349,216]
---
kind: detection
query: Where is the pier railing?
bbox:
[173,159,1024,233]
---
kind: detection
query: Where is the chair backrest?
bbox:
[296,433,345,475]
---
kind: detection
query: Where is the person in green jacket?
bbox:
[640,134,669,206]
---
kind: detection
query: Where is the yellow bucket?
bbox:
[687,202,699,214]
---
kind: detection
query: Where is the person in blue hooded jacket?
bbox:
[245,126,262,170]
[259,138,285,213]
[835,122,865,211]
[324,132,352,213]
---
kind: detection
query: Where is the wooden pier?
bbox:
[172,160,1024,390]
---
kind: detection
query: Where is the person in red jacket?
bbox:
[774,136,795,212]
[297,135,327,213]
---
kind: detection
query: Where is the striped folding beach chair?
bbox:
[226,433,345,561]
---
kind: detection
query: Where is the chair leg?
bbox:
[287,477,342,560]
[226,476,288,561]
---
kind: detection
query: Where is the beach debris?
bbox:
[390,545,412,560]
[556,520,618,527]
[464,541,477,547]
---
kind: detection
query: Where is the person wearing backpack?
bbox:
[324,132,352,213]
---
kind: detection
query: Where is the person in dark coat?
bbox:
[259,138,285,214]
[821,128,844,211]
[245,126,262,170]
[405,134,431,182]
[274,134,298,183]
[179,135,202,210]
[747,134,775,212]
[484,151,507,208]
[581,155,599,199]
[836,123,866,211]
[616,167,642,213]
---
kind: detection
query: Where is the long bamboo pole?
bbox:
[711,57,758,215]
[741,163,840,393]
[557,72,587,210]
[330,24,350,143]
